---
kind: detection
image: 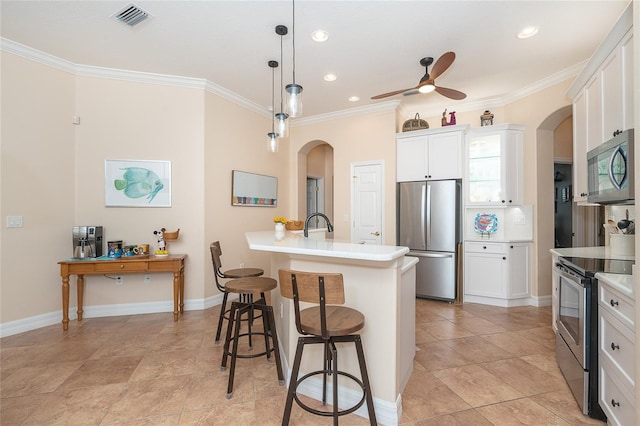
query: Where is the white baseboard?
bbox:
[0,294,225,338]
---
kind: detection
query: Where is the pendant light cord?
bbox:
[292,0,296,85]
[280,35,284,113]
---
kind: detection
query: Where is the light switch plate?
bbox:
[6,216,23,228]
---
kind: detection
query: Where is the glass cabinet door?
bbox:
[468,134,502,203]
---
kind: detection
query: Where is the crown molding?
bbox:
[203,80,270,118]
[292,100,401,127]
[1,37,75,74]
[2,36,580,125]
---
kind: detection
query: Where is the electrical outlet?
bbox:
[239,263,245,268]
[144,274,151,284]
[115,276,123,285]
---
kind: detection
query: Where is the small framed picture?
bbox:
[105,159,171,207]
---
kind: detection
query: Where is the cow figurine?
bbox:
[153,228,167,253]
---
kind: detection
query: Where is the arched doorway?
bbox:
[296,141,334,227]
[536,105,602,300]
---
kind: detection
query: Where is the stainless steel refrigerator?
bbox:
[397,180,461,301]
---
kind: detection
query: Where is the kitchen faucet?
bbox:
[304,212,334,237]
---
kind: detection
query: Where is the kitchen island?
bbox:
[246,230,417,425]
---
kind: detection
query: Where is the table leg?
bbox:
[61,275,70,331]
[179,269,185,313]
[77,274,85,321]
[173,271,180,321]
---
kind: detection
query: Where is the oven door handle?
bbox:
[556,265,588,288]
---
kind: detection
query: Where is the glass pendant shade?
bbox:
[275,112,289,138]
[267,132,278,153]
[285,83,303,118]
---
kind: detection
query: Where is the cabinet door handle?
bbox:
[502,256,506,260]
[501,200,506,203]
[580,192,588,197]
[611,399,620,407]
[483,246,487,249]
[610,299,619,307]
[370,231,380,236]
[611,342,620,351]
[510,245,514,249]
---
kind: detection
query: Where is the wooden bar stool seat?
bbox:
[220,277,284,399]
[278,269,377,425]
[210,241,264,344]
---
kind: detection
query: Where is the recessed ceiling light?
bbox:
[312,30,329,42]
[348,96,360,102]
[323,73,337,82]
[517,26,539,39]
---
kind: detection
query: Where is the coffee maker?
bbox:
[72,226,103,258]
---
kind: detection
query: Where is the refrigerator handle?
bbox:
[425,182,431,248]
[420,183,426,246]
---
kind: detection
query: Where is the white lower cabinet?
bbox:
[463,241,530,307]
[597,277,635,425]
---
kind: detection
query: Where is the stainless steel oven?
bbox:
[555,261,590,414]
[554,256,634,421]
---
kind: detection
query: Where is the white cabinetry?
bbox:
[396,125,467,182]
[550,252,559,332]
[465,124,524,206]
[597,275,635,426]
[463,241,530,307]
[572,90,589,202]
[568,4,633,203]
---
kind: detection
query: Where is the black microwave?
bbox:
[587,129,634,204]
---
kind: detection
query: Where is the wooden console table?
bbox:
[58,254,186,330]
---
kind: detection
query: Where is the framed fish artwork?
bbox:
[105,160,171,207]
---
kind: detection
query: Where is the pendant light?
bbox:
[285,0,303,117]
[267,60,279,153]
[275,25,289,138]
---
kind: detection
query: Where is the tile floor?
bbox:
[1,299,606,425]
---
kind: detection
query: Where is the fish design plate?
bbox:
[474,213,498,234]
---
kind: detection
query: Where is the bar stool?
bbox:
[220,276,284,399]
[278,269,377,425]
[210,241,264,344]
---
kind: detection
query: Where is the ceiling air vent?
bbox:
[112,3,151,27]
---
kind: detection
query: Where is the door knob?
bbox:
[370,231,380,236]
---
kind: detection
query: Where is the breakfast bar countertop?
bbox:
[245,230,409,261]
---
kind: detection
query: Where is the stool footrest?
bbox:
[293,369,367,417]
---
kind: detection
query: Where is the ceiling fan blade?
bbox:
[429,51,456,80]
[371,86,418,100]
[435,86,467,100]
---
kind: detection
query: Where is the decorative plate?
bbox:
[474,213,498,234]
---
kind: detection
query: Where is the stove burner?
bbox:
[560,256,634,277]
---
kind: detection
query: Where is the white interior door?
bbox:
[351,161,384,244]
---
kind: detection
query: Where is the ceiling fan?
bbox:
[371,51,466,100]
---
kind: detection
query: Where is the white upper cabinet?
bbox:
[568,5,633,204]
[601,31,634,142]
[396,125,467,182]
[573,90,589,202]
[465,124,524,206]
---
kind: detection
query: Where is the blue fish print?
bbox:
[114,167,164,202]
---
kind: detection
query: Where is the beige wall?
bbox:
[553,117,573,161]
[203,91,289,296]
[1,52,76,321]
[290,110,397,243]
[0,47,579,329]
